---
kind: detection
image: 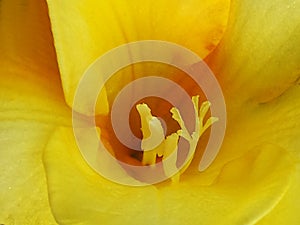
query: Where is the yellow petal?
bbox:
[0,0,71,223]
[220,84,300,167]
[202,0,300,175]
[251,84,300,157]
[44,127,159,225]
[46,0,230,114]
[0,121,57,224]
[207,0,300,104]
[257,166,300,224]
[0,0,71,125]
[43,127,295,225]
[242,85,300,224]
[157,144,295,225]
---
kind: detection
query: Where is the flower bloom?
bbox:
[1,0,300,225]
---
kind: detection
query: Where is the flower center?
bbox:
[94,62,220,184]
[136,95,218,181]
[96,93,217,183]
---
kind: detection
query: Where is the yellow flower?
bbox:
[1,0,300,225]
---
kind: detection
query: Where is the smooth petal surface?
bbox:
[257,166,300,224]
[200,0,300,219]
[46,0,230,114]
[216,84,300,165]
[43,127,295,225]
[0,122,57,225]
[254,86,300,224]
[181,2,300,220]
[158,145,295,225]
[0,0,70,224]
[44,127,159,225]
[206,0,300,105]
[0,0,71,124]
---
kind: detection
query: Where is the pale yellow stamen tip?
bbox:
[136,104,165,152]
[136,95,218,181]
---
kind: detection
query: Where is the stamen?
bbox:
[136,96,218,182]
[170,107,192,142]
